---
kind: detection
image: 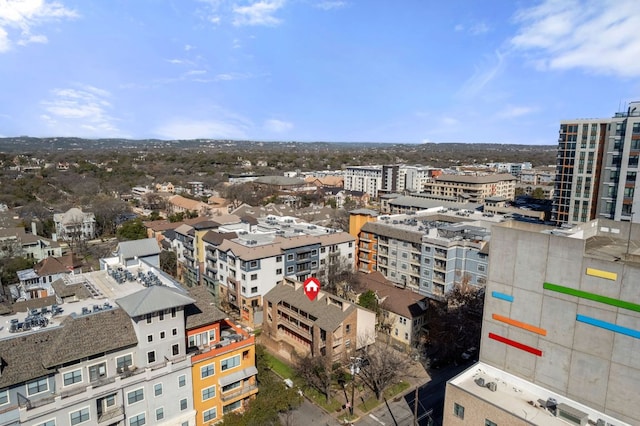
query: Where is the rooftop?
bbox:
[449,362,628,426]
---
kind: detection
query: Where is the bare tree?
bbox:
[295,353,336,403]
[356,340,411,401]
[324,254,357,296]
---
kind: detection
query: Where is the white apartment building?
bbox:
[344,165,383,198]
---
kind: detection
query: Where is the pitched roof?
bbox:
[52,279,92,299]
[41,308,138,368]
[264,281,356,332]
[116,238,160,259]
[116,285,195,317]
[354,271,428,319]
[361,221,424,244]
[185,286,227,330]
[202,230,238,245]
[34,253,80,275]
[168,195,206,211]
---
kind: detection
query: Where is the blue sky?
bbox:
[1,0,640,144]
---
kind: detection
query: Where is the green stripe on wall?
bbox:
[543,282,640,313]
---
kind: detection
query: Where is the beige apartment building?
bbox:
[423,174,517,203]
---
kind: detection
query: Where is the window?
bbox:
[222,381,242,392]
[485,420,497,426]
[146,314,152,324]
[160,331,165,339]
[154,383,163,396]
[156,407,164,421]
[63,369,82,386]
[454,403,465,419]
[203,407,218,422]
[201,363,215,378]
[147,351,156,364]
[159,312,164,321]
[224,400,242,413]
[251,273,257,280]
[70,407,90,425]
[243,349,250,360]
[241,273,246,280]
[178,374,186,387]
[287,254,294,261]
[405,332,409,340]
[478,265,486,272]
[172,344,179,355]
[0,390,8,405]
[202,385,216,401]
[37,420,55,426]
[276,256,282,262]
[276,268,282,274]
[180,398,188,411]
[172,328,178,336]
[117,354,133,371]
[345,324,351,333]
[287,266,294,274]
[147,335,153,342]
[129,413,146,426]
[251,286,258,294]
[171,307,177,318]
[127,388,144,404]
[221,355,240,371]
[27,378,48,396]
[88,362,107,382]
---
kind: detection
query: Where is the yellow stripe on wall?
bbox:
[586,268,617,281]
[492,314,547,336]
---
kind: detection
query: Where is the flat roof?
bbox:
[449,362,628,426]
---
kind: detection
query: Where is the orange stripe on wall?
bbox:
[492,313,547,336]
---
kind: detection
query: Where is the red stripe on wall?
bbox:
[488,332,543,357]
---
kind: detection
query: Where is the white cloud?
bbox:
[40,84,122,136]
[233,0,285,27]
[458,50,505,97]
[184,44,195,51]
[156,118,248,139]
[214,72,251,81]
[264,119,292,133]
[0,0,78,52]
[315,1,346,11]
[454,24,464,32]
[496,105,537,118]
[511,0,640,77]
[469,22,489,35]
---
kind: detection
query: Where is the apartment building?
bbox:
[204,216,355,326]
[186,286,258,425]
[262,277,376,361]
[354,210,494,299]
[552,102,640,225]
[0,246,257,426]
[344,165,383,198]
[345,164,441,198]
[423,174,517,203]
[444,219,640,425]
[0,227,62,262]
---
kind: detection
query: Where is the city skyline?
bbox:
[1,0,640,144]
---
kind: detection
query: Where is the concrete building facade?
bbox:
[444,219,640,425]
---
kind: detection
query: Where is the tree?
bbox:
[116,218,147,241]
[92,196,130,237]
[531,187,546,199]
[358,290,378,312]
[160,250,177,277]
[0,256,36,290]
[426,280,485,364]
[357,341,412,400]
[324,254,357,296]
[295,353,336,402]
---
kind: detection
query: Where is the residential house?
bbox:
[13,253,82,301]
[53,207,96,242]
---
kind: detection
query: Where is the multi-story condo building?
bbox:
[346,165,441,198]
[344,165,383,198]
[423,174,517,203]
[262,277,376,361]
[552,102,640,225]
[199,215,355,326]
[352,209,496,299]
[444,218,640,425]
[0,240,256,426]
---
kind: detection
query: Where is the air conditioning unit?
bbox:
[486,382,497,392]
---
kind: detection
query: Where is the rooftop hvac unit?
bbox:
[486,382,497,392]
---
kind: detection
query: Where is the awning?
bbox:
[218,366,258,387]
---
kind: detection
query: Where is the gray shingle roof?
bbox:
[116,238,160,259]
[116,285,195,317]
[185,286,228,330]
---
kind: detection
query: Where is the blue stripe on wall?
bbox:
[576,314,640,339]
[491,291,514,303]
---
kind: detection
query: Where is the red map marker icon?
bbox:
[303,277,321,301]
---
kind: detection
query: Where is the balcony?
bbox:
[98,405,124,424]
[221,384,259,402]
